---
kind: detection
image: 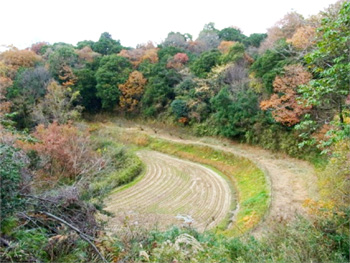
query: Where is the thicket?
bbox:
[0,122,143,262]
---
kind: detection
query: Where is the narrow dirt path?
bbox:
[113,122,318,237]
[105,150,233,232]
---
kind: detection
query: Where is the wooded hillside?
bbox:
[1,1,349,262]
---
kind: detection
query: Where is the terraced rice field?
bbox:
[105,150,233,232]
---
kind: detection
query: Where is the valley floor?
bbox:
[99,120,319,237]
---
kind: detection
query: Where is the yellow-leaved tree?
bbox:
[119,71,147,112]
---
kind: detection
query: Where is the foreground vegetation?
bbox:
[1,0,349,262]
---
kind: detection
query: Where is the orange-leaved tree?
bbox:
[119,71,147,112]
[287,25,316,50]
[75,46,100,63]
[0,48,41,75]
[58,64,77,87]
[0,62,13,118]
[118,42,158,68]
[218,40,236,54]
[260,64,312,126]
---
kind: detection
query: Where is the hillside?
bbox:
[1,1,349,262]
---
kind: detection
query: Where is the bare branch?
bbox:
[40,211,108,263]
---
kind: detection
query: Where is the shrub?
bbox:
[19,122,103,182]
[0,144,25,222]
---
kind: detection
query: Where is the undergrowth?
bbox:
[86,126,144,201]
[108,213,349,263]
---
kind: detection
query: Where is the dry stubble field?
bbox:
[105,150,234,232]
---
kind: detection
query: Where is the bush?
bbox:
[0,144,25,222]
[19,122,103,182]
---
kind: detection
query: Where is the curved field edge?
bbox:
[88,122,270,236]
[87,131,145,200]
[146,138,270,236]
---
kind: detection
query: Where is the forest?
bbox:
[0,0,349,262]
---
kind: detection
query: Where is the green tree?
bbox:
[74,68,101,112]
[219,27,247,43]
[190,50,221,78]
[250,42,293,93]
[10,66,51,103]
[171,99,188,119]
[76,40,95,49]
[211,87,259,138]
[244,33,267,47]
[92,32,123,55]
[95,55,132,110]
[7,67,52,129]
[301,1,350,127]
[141,63,181,116]
[221,43,245,64]
[48,45,78,79]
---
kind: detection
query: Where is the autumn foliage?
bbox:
[76,46,100,63]
[0,48,41,72]
[30,42,49,54]
[118,42,158,67]
[166,53,189,69]
[0,62,13,117]
[119,71,147,112]
[260,65,312,126]
[218,41,236,54]
[19,122,102,181]
[287,25,316,50]
[58,65,77,87]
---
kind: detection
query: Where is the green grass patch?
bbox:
[86,125,145,200]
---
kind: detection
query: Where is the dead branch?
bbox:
[18,212,41,229]
[40,211,108,263]
[21,194,58,204]
[0,237,10,247]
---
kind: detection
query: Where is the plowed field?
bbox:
[105,150,233,232]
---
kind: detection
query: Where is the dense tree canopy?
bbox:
[0,2,348,152]
[95,54,132,110]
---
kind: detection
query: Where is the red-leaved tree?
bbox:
[260,64,312,126]
[19,122,103,182]
[166,53,189,69]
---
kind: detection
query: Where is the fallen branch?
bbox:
[21,194,58,204]
[40,211,108,263]
[18,212,41,229]
[0,237,10,247]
